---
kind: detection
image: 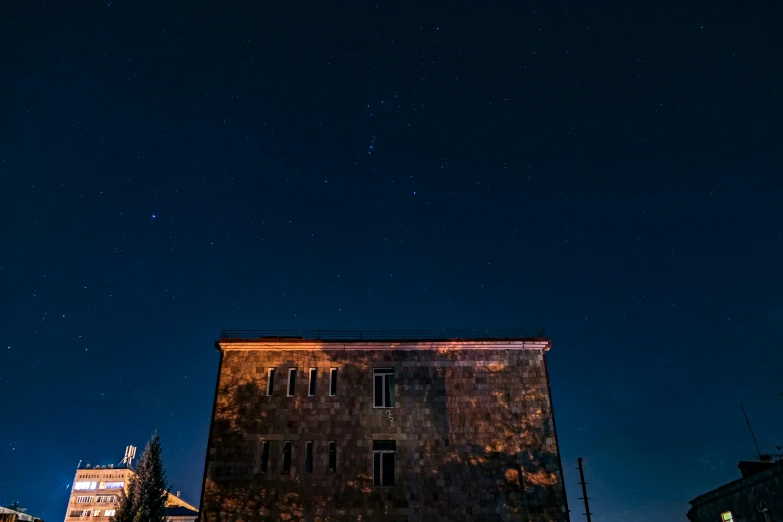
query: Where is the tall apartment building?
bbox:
[64,452,198,522]
[199,329,570,522]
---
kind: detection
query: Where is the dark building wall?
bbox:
[688,463,783,522]
[200,343,569,522]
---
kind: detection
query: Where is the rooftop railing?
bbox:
[219,328,546,341]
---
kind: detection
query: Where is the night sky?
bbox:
[2,1,782,520]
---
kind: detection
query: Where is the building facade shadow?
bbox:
[199,339,569,522]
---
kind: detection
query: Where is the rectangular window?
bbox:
[373,368,395,407]
[308,368,317,396]
[282,441,292,474]
[267,368,276,396]
[104,509,116,517]
[287,368,297,396]
[721,513,734,522]
[104,482,124,489]
[96,495,116,503]
[69,511,84,518]
[76,496,93,503]
[259,440,270,473]
[305,441,313,473]
[328,441,337,472]
[93,510,101,517]
[330,368,338,396]
[73,481,97,490]
[373,440,396,486]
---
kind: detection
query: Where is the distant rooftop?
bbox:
[0,506,45,522]
[689,459,783,507]
[219,328,547,343]
[165,506,200,517]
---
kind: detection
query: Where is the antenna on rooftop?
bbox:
[121,445,137,468]
[740,403,764,460]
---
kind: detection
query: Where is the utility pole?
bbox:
[577,457,593,522]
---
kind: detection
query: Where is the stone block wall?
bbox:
[200,342,569,522]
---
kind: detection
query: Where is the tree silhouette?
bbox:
[111,472,139,522]
[112,432,171,522]
[132,432,170,522]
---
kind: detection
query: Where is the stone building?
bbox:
[63,451,198,522]
[687,459,783,522]
[199,329,570,522]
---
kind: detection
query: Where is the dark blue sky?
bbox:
[2,1,782,520]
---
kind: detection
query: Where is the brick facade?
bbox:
[200,338,570,522]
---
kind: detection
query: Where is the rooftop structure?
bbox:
[219,328,547,342]
[687,459,783,522]
[0,506,45,522]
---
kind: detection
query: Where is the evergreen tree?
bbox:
[111,432,170,522]
[132,432,171,522]
[110,473,139,522]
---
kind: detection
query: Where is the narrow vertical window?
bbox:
[330,368,338,396]
[267,368,276,396]
[260,441,269,473]
[373,368,394,407]
[282,441,292,474]
[373,440,396,486]
[373,451,381,485]
[308,368,317,396]
[305,441,313,473]
[288,368,297,396]
[328,441,336,472]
